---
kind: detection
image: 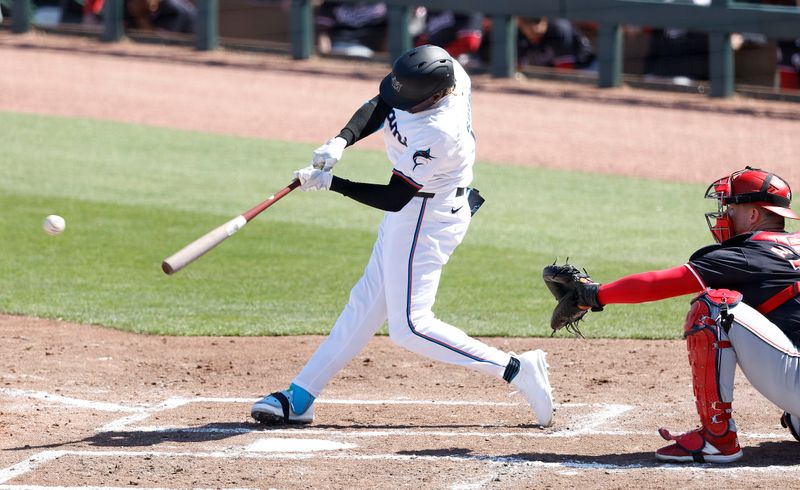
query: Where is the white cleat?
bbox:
[510,350,554,427]
[251,390,314,425]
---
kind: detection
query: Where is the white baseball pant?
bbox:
[722,302,800,417]
[293,190,511,396]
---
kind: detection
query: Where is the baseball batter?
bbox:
[545,166,800,463]
[251,45,553,427]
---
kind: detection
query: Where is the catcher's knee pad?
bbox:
[683,289,742,436]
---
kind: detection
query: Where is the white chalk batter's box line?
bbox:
[0,389,659,438]
[0,388,791,440]
[2,391,799,487]
[2,447,800,489]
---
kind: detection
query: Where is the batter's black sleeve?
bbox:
[336,95,392,147]
[330,173,418,212]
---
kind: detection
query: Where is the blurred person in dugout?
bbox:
[125,0,197,33]
[643,0,791,88]
[515,17,596,70]
[414,10,485,67]
[643,27,786,87]
[315,1,388,58]
[643,28,710,84]
[778,37,800,90]
[82,0,103,24]
[761,0,800,89]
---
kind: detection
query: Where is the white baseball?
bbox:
[43,215,66,235]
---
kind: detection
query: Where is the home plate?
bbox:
[246,438,357,453]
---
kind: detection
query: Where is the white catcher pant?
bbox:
[294,191,511,396]
[710,301,800,419]
[726,302,800,416]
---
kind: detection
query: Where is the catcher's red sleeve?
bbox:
[597,264,704,305]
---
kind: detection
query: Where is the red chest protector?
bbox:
[750,231,800,314]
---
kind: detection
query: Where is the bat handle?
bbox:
[242,179,301,222]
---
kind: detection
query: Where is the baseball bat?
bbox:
[161,179,301,275]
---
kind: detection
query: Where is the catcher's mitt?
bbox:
[542,262,603,337]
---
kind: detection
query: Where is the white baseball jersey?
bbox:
[293,60,514,397]
[383,60,475,195]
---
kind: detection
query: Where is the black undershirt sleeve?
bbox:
[330,173,419,212]
[336,95,392,146]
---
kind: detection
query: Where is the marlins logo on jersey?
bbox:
[412,149,435,171]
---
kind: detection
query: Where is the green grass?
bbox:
[3,112,793,338]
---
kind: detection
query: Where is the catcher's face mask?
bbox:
[704,166,799,243]
[704,176,734,243]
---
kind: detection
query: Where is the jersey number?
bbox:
[768,239,800,271]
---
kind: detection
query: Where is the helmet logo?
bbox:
[391,74,402,92]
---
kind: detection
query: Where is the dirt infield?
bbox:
[1,315,797,488]
[1,32,799,488]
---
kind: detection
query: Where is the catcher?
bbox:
[544,166,800,463]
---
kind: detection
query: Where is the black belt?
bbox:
[416,187,466,198]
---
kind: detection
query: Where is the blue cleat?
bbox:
[251,383,315,425]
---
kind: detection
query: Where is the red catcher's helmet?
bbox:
[705,166,800,243]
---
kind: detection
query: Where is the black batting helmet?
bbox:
[379,45,455,111]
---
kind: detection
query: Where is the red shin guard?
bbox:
[683,289,741,436]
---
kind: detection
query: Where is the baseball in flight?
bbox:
[43,214,66,235]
